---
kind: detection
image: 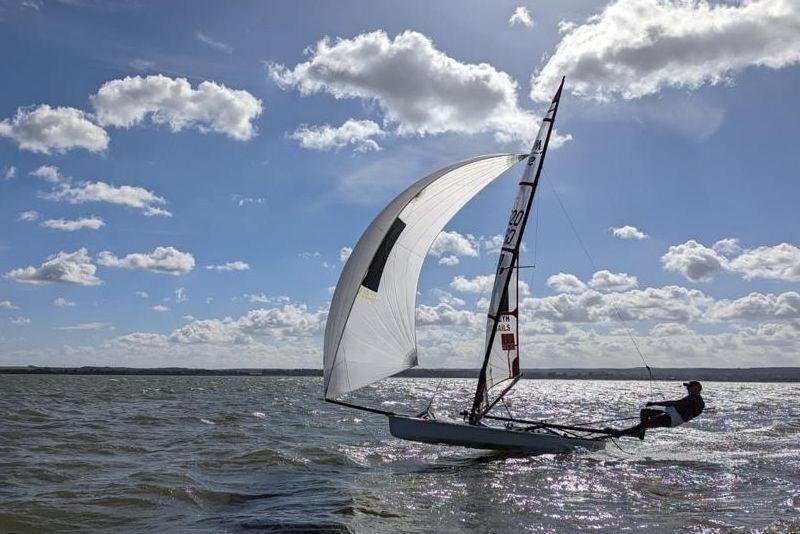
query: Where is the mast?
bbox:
[469,76,565,424]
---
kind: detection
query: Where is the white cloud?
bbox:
[97,246,195,275]
[91,75,263,141]
[339,247,353,263]
[234,304,327,338]
[450,274,529,296]
[196,32,234,54]
[270,30,568,146]
[662,240,728,282]
[290,119,386,151]
[40,217,105,232]
[17,210,39,222]
[169,318,250,344]
[589,270,638,292]
[54,322,110,331]
[174,287,188,303]
[712,238,741,256]
[298,251,321,260]
[244,294,291,305]
[0,300,17,309]
[43,179,171,217]
[416,303,481,328]
[450,274,496,294]
[728,243,800,282]
[531,0,800,102]
[438,255,460,266]
[11,316,31,326]
[4,166,17,180]
[547,272,587,294]
[522,285,711,323]
[663,240,800,283]
[5,248,101,286]
[0,105,109,154]
[135,291,149,298]
[152,304,169,312]
[708,291,800,321]
[31,165,62,183]
[430,231,479,260]
[206,261,250,272]
[232,195,265,207]
[649,322,695,337]
[610,225,648,240]
[53,297,76,307]
[509,6,534,28]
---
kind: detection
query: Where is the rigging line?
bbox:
[543,175,654,392]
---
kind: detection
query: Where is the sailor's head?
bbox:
[683,380,702,394]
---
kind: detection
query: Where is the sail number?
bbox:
[504,209,525,245]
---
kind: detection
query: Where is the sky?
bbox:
[0,0,798,369]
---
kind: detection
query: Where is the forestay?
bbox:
[324,154,526,400]
[470,77,565,420]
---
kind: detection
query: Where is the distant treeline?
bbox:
[1,366,799,382]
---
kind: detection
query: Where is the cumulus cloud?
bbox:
[610,225,648,240]
[40,217,105,232]
[97,246,195,275]
[152,304,169,312]
[91,75,263,141]
[522,285,711,323]
[5,248,101,286]
[649,322,695,337]
[662,240,728,282]
[663,240,800,282]
[339,247,353,263]
[31,165,62,183]
[11,316,31,326]
[589,270,638,292]
[3,166,16,180]
[430,231,479,259]
[0,105,109,154]
[206,261,250,272]
[416,302,481,327]
[547,273,587,294]
[712,238,741,256]
[531,0,800,102]
[53,297,76,307]
[728,243,800,281]
[439,255,460,266]
[270,30,569,146]
[708,291,800,321]
[290,119,386,151]
[42,179,171,217]
[509,6,534,27]
[450,274,530,296]
[17,210,39,222]
[0,300,17,309]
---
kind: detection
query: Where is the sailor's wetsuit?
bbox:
[643,393,705,427]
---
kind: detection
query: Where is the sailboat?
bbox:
[323,77,612,454]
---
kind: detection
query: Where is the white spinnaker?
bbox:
[324,154,525,400]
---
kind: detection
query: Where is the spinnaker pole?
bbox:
[469,76,565,424]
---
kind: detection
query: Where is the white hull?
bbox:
[388,415,606,454]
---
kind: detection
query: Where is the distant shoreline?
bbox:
[1,366,799,382]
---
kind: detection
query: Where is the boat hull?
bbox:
[388,415,606,454]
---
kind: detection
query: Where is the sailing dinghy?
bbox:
[323,77,611,454]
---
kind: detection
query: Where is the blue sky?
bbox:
[1,0,798,368]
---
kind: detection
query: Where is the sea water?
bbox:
[1,375,798,532]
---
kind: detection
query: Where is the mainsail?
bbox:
[324,154,526,400]
[470,77,565,421]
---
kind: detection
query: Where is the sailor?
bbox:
[608,381,705,440]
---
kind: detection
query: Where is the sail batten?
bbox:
[469,77,566,422]
[324,153,526,400]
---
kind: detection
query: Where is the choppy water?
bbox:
[0,376,798,533]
